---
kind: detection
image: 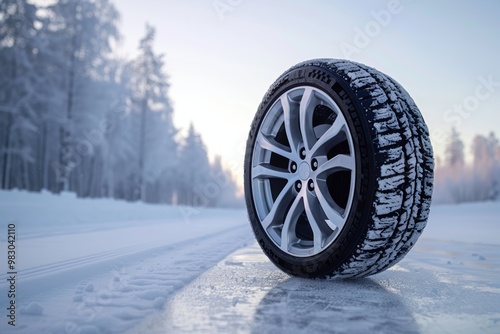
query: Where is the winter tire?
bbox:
[244,59,433,278]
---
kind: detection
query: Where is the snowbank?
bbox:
[0,189,240,238]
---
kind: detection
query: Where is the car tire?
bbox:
[244,59,434,278]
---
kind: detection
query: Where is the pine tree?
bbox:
[443,127,468,203]
[445,127,465,169]
[487,132,500,200]
[209,155,242,207]
[0,0,44,190]
[471,134,491,201]
[127,25,176,202]
[46,0,119,192]
[98,60,134,199]
[0,1,239,208]
[177,124,211,206]
[470,132,500,201]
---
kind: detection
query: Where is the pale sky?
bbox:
[114,0,500,185]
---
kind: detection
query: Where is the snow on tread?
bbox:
[326,60,430,278]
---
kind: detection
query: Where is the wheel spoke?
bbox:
[252,163,290,180]
[261,180,294,229]
[310,119,345,156]
[282,95,300,154]
[299,87,316,151]
[280,193,304,252]
[317,154,355,177]
[256,132,294,161]
[304,193,326,254]
[315,181,347,231]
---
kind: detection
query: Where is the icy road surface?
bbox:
[0,190,499,333]
[133,240,500,334]
[133,202,500,334]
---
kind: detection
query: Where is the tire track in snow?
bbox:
[0,223,249,294]
[0,222,255,334]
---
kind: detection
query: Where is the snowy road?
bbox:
[0,191,256,333]
[134,239,500,334]
[134,203,500,334]
[1,191,499,333]
[0,216,255,333]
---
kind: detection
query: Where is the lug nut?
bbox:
[308,180,315,191]
[312,159,318,171]
[300,148,306,159]
[291,162,297,172]
[295,181,302,191]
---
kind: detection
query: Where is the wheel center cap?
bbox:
[298,162,311,180]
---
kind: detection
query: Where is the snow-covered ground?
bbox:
[0,190,254,333]
[0,190,499,333]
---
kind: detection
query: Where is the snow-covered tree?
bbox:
[445,127,465,170]
[97,61,134,199]
[494,134,500,201]
[472,132,500,201]
[471,134,495,201]
[443,127,469,203]
[177,124,211,206]
[0,2,240,208]
[45,0,119,192]
[435,129,500,204]
[0,0,45,190]
[209,155,243,207]
[127,25,177,202]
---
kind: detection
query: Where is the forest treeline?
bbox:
[2,1,498,208]
[434,128,500,204]
[0,0,240,207]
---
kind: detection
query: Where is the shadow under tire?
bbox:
[244,59,434,278]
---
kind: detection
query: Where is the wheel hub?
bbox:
[298,162,311,180]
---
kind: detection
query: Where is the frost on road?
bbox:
[135,236,500,334]
[0,190,499,333]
